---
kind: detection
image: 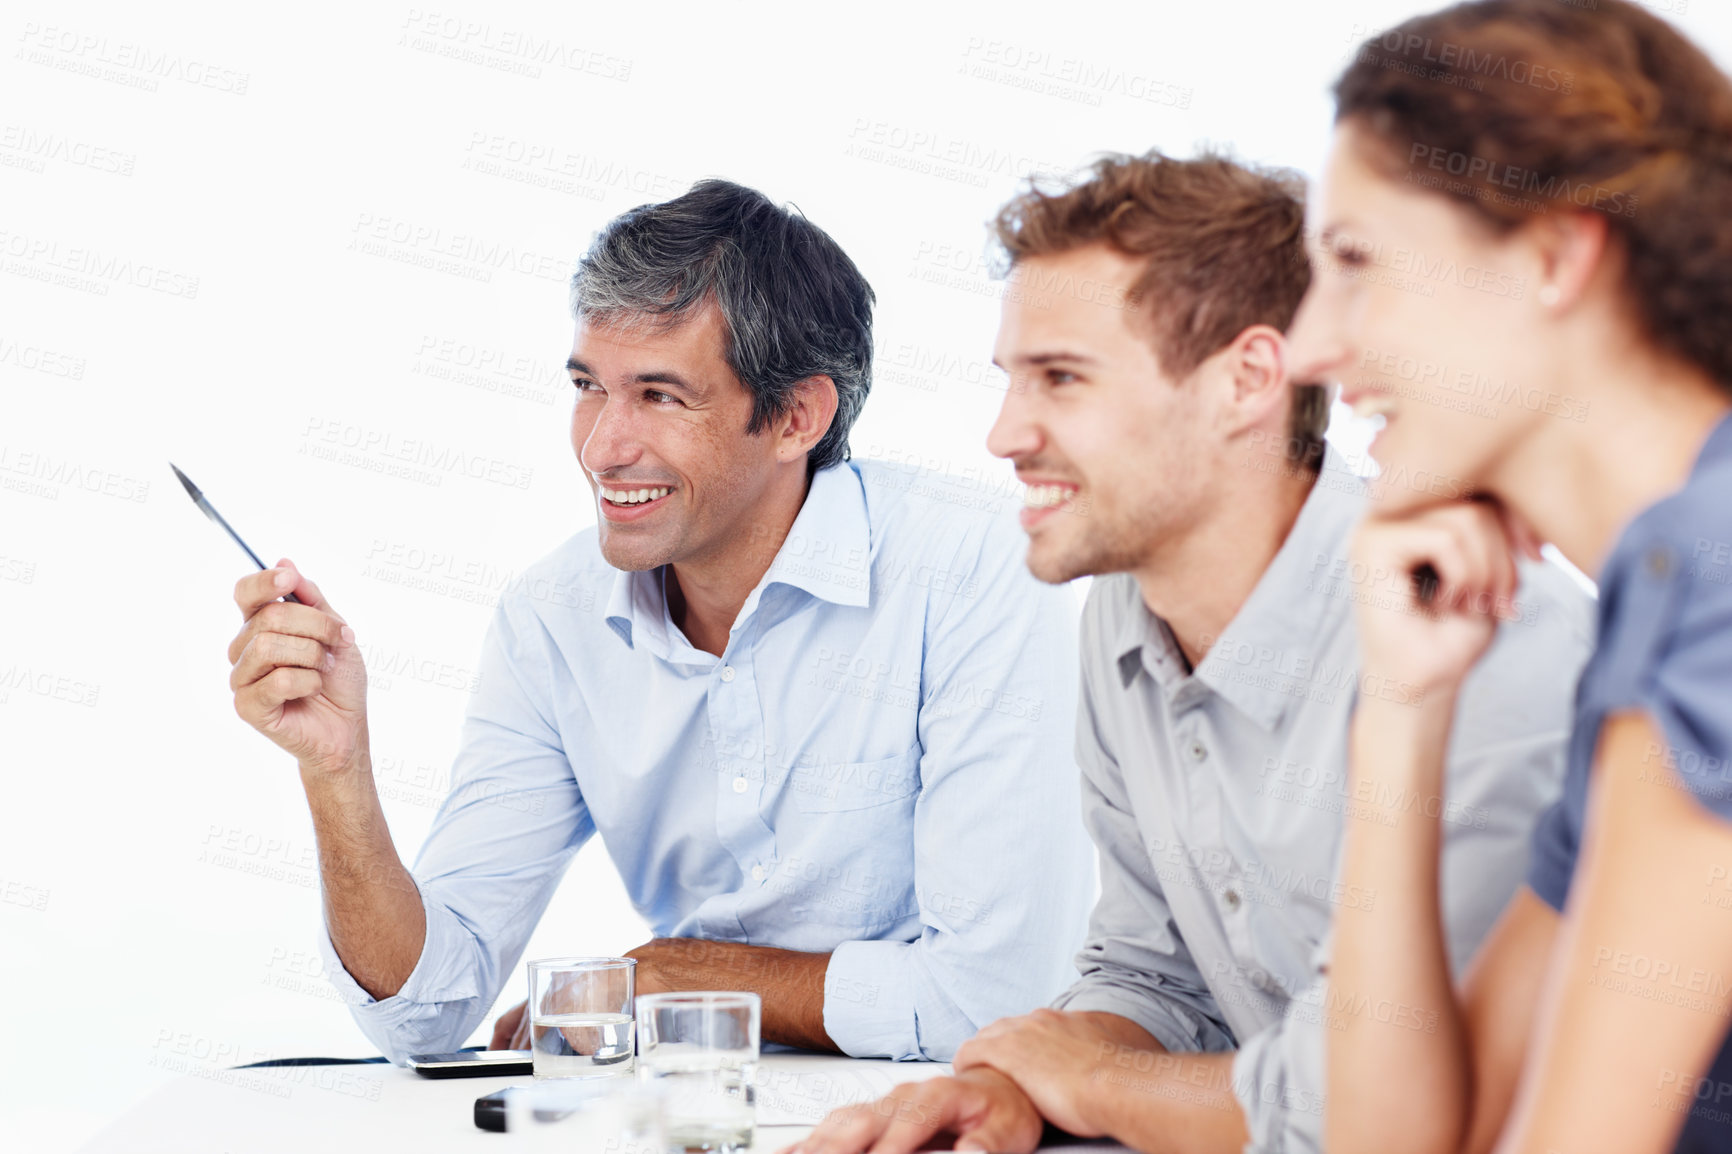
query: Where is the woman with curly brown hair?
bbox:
[1288,1,1732,1151]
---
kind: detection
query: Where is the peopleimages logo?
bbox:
[397,9,632,81]
[15,22,251,94]
[1407,144,1639,218]
[1345,25,1574,95]
[0,229,200,298]
[957,37,1193,109]
[0,445,150,503]
[299,417,534,491]
[0,124,135,175]
[0,335,86,379]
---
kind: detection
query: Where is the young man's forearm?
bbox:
[1327,692,1471,1154]
[303,743,427,1001]
[1083,1049,1249,1154]
[1036,1015,1249,1154]
[954,1009,1249,1153]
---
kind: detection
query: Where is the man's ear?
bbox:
[776,375,840,464]
[1219,324,1288,436]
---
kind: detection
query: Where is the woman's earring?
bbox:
[1537,284,1561,307]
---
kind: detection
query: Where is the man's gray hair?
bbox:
[570,179,876,475]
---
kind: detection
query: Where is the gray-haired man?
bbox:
[224,180,1093,1064]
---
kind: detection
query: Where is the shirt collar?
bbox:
[605,461,872,655]
[759,461,873,609]
[1695,410,1732,472]
[1115,604,1189,690]
[1113,445,1366,731]
[603,559,671,655]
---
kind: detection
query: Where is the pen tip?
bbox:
[169,462,200,501]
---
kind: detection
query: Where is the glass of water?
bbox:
[527,956,637,1079]
[635,991,760,1153]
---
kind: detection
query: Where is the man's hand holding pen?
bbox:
[228,558,370,780]
[227,557,424,1000]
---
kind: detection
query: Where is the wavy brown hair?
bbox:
[1335,0,1732,393]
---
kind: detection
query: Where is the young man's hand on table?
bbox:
[787,1009,1152,1153]
[782,1065,1043,1154]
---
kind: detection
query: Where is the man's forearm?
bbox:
[303,742,426,1001]
[956,1009,1249,1154]
[1084,1047,1250,1154]
[1070,1010,1163,1052]
[628,938,836,1052]
[1033,1013,1252,1154]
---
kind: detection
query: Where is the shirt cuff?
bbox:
[1050,980,1227,1056]
[1230,1018,1327,1154]
[823,939,932,1060]
[315,882,492,1065]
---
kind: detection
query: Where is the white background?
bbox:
[3,1,1725,1148]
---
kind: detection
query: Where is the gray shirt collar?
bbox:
[1113,446,1367,732]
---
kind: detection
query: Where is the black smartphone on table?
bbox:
[407,1048,533,1078]
[473,1084,592,1132]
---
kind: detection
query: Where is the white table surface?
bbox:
[76,1052,1132,1152]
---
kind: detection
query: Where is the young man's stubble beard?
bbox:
[1027,492,1162,585]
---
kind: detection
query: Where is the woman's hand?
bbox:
[1349,498,1539,699]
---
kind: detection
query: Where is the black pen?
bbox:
[169,463,303,604]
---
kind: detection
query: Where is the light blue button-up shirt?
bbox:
[320,459,1094,1063]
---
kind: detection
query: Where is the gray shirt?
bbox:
[1050,452,1595,1154]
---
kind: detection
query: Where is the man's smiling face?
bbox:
[987,243,1217,585]
[569,300,782,572]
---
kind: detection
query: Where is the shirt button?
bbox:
[1189,740,1208,763]
[731,777,748,794]
[750,864,767,882]
[1223,888,1242,911]
[1249,968,1271,991]
[720,666,736,682]
[1646,548,1673,578]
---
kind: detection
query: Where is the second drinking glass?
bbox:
[635,991,760,1154]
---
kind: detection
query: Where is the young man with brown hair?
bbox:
[790,151,1591,1154]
